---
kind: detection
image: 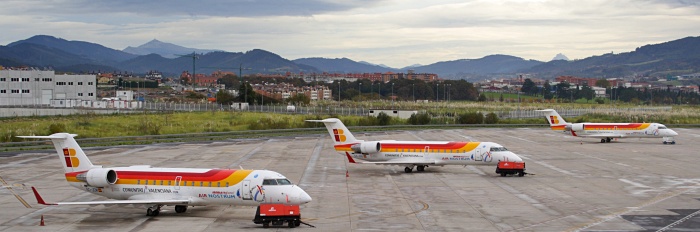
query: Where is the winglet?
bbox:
[31,187,57,205]
[345,152,356,163]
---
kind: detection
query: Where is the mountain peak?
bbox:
[123,39,221,58]
[552,53,569,61]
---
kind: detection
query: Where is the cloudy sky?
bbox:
[1,0,698,68]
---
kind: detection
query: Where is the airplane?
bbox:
[537,109,678,144]
[21,133,312,217]
[306,118,525,175]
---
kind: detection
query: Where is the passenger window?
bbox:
[208,182,212,187]
[217,182,221,187]
[137,180,141,185]
[199,181,203,186]
[168,180,172,185]
[226,182,229,187]
[160,180,163,185]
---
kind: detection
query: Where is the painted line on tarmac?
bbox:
[569,187,697,232]
[493,180,559,216]
[0,175,31,208]
[299,136,325,187]
[227,140,268,168]
[573,152,631,167]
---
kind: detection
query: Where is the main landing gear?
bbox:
[175,205,188,213]
[404,165,427,173]
[146,205,162,216]
[600,137,612,143]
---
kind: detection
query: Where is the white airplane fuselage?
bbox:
[66,167,308,206]
[337,140,522,165]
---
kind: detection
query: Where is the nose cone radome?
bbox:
[507,152,524,162]
[298,191,312,204]
[668,129,679,136]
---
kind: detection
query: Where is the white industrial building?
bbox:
[0,69,96,106]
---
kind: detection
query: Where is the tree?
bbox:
[543,81,553,100]
[236,82,256,104]
[478,93,487,102]
[521,78,538,95]
[287,93,310,106]
[595,78,611,88]
[215,90,235,104]
[580,85,595,102]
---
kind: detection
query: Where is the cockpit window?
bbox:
[658,126,667,129]
[263,179,292,185]
[276,179,292,185]
[262,179,278,185]
[490,147,508,152]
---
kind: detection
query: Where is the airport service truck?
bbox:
[253,204,302,228]
[495,161,526,177]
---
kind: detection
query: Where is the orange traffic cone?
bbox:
[40,214,45,226]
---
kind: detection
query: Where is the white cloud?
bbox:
[0,0,699,68]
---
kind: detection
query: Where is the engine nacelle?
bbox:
[350,142,381,154]
[571,123,584,132]
[564,124,572,132]
[77,168,118,187]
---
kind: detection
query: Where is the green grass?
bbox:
[2,101,700,142]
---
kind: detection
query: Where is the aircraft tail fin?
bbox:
[536,109,569,130]
[306,118,358,144]
[18,133,95,173]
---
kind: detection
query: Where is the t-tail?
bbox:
[306,118,359,144]
[536,109,570,132]
[18,133,95,173]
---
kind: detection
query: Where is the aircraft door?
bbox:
[174,176,182,190]
[474,148,483,161]
[424,146,430,161]
[242,180,252,200]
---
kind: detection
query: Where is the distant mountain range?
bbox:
[1,35,699,80]
[123,39,221,59]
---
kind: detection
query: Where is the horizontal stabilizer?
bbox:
[18,134,78,139]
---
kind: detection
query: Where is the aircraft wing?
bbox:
[580,134,625,138]
[360,161,436,166]
[344,152,435,166]
[31,187,190,206]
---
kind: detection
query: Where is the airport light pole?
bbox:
[412,83,415,102]
[358,82,362,100]
[391,83,394,109]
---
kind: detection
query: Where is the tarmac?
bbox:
[1,128,700,231]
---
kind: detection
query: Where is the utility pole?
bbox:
[176,52,198,90]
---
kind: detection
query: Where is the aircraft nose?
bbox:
[670,130,679,136]
[298,191,312,204]
[508,152,523,162]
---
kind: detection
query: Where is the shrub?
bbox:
[457,112,484,124]
[377,112,390,126]
[48,123,66,134]
[408,112,432,125]
[484,112,499,124]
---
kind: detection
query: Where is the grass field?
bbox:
[2,101,699,142]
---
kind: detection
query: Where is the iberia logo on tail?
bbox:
[549,116,560,125]
[62,148,80,167]
[333,129,346,142]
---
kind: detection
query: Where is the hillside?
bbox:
[123,39,221,58]
[293,57,396,73]
[527,36,700,78]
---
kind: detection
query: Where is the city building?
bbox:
[0,69,96,106]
